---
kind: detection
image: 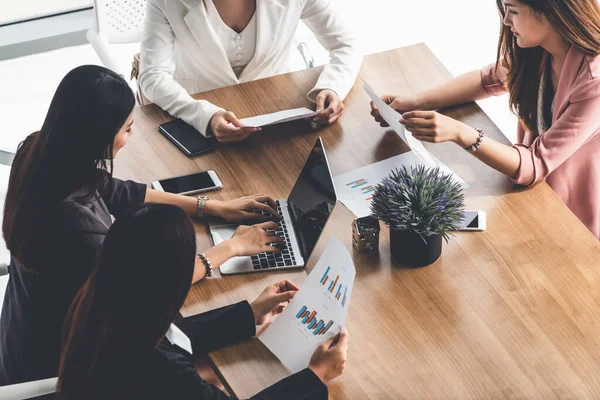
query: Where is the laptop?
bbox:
[209,138,337,275]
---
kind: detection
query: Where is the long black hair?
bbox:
[2,65,135,272]
[58,203,197,399]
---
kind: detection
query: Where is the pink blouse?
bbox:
[481,46,600,239]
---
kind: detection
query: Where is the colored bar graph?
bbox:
[347,178,366,186]
[320,266,330,284]
[346,178,376,201]
[330,275,339,293]
[307,311,316,325]
[361,186,375,194]
[294,305,334,336]
[319,321,334,335]
[347,178,368,189]
[312,320,325,335]
[295,306,307,318]
[320,266,350,308]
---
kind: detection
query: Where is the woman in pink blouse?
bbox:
[370,0,600,239]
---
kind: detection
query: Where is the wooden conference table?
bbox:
[114,44,600,399]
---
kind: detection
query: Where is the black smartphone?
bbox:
[158,119,218,157]
[151,170,223,195]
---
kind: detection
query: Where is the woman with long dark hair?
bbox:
[371,0,600,239]
[58,203,347,399]
[0,65,284,385]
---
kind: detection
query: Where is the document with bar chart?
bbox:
[334,153,468,218]
[259,236,355,373]
[333,152,422,218]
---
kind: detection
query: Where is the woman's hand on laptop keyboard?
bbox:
[227,222,285,256]
[206,194,281,223]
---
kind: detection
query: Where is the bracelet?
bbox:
[196,196,209,220]
[465,128,485,152]
[198,253,212,278]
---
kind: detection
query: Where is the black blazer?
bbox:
[0,178,147,385]
[90,301,328,400]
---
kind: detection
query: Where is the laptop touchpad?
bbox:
[209,225,237,245]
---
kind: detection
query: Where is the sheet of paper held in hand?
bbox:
[239,107,319,128]
[259,237,355,373]
[363,81,438,166]
[329,82,468,218]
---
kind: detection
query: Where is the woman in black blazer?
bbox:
[0,65,285,385]
[58,203,348,399]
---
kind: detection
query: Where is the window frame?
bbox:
[0,7,94,62]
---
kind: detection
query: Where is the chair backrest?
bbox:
[0,163,11,266]
[0,377,57,400]
[93,0,147,44]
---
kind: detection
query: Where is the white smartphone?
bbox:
[151,170,223,195]
[459,210,487,231]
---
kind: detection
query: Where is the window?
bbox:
[0,0,92,26]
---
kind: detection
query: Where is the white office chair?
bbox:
[86,0,146,79]
[0,162,11,278]
[297,42,315,69]
[0,377,58,400]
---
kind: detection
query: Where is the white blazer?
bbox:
[139,0,362,135]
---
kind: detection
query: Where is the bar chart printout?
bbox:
[333,129,468,219]
[320,266,348,307]
[295,305,334,335]
[333,152,423,218]
[259,237,356,373]
[346,178,375,201]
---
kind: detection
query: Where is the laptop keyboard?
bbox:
[251,201,298,270]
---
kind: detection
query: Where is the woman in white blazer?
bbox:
[139,0,362,143]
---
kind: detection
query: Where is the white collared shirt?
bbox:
[205,0,257,78]
[165,323,193,355]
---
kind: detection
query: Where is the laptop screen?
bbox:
[287,138,337,260]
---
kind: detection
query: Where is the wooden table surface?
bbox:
[114,44,600,399]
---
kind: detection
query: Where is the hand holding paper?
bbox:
[370,94,418,125]
[308,327,349,383]
[251,280,300,326]
[239,107,320,128]
[210,110,261,143]
[314,89,344,125]
[259,237,355,374]
[401,110,478,148]
[364,82,408,143]
[363,82,437,166]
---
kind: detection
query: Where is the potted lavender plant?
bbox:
[370,165,465,267]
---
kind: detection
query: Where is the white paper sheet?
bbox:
[363,81,437,166]
[259,237,355,373]
[333,152,467,218]
[239,107,319,128]
[165,323,193,355]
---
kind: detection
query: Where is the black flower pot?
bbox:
[390,229,443,268]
